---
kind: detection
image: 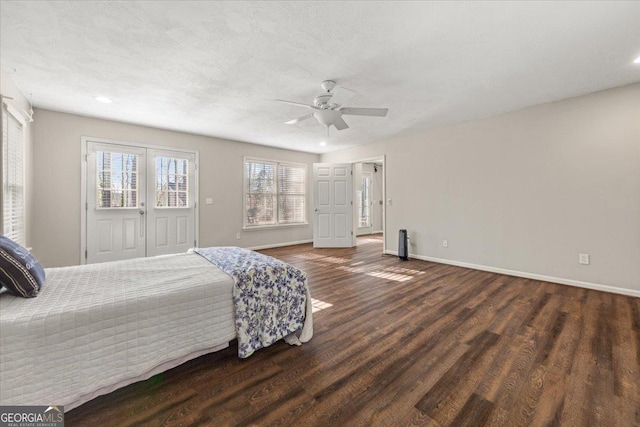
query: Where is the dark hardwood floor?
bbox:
[67,235,640,426]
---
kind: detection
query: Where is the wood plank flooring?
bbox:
[67,235,640,426]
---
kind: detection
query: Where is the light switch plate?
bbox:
[579,253,590,265]
[205,198,213,205]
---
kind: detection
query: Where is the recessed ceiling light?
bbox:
[634,56,640,64]
[94,96,112,103]
[319,141,327,146]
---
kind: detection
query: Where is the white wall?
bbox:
[0,66,34,248]
[322,83,640,295]
[32,109,319,267]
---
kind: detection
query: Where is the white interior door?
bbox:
[146,149,196,257]
[86,142,147,264]
[313,163,353,248]
[86,141,197,264]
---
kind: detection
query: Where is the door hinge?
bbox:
[85,202,88,210]
[350,200,353,205]
[85,249,88,259]
[85,154,88,162]
[350,170,353,175]
[194,202,197,209]
[351,231,353,235]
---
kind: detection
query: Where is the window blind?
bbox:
[2,105,25,245]
[278,163,306,224]
[244,159,306,227]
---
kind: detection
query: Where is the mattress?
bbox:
[0,253,235,410]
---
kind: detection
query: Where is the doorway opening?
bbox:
[353,156,385,254]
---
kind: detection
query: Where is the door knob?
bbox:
[314,208,318,212]
[139,210,145,215]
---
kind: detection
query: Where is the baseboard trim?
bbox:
[385,250,640,298]
[248,239,313,251]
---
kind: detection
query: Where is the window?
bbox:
[244,158,306,227]
[2,104,25,244]
[155,156,189,207]
[96,151,139,208]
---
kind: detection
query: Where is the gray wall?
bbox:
[322,83,640,294]
[32,109,319,267]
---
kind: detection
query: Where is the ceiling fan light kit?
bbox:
[277,80,388,132]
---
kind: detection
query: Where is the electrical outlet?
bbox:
[579,253,590,265]
[205,197,213,205]
[443,240,448,248]
[236,232,241,240]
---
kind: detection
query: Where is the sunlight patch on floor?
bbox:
[357,238,382,245]
[337,264,379,274]
[383,266,426,275]
[366,271,412,282]
[337,263,415,282]
[311,298,333,313]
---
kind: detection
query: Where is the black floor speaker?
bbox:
[398,229,408,260]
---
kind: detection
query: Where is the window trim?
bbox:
[243,156,308,230]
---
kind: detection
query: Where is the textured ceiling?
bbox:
[1,1,639,153]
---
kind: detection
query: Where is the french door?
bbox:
[85,140,197,264]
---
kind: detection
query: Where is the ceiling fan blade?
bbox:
[328,87,356,106]
[340,107,388,117]
[285,113,314,125]
[275,99,316,109]
[333,116,349,131]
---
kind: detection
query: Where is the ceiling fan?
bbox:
[276,80,388,131]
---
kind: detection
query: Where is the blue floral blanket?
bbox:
[194,247,309,358]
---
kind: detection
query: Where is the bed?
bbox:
[0,246,312,411]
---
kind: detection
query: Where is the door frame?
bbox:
[351,155,386,254]
[80,136,200,265]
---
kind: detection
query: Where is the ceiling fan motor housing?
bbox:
[313,94,333,108]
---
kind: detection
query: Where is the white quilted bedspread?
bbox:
[0,253,235,409]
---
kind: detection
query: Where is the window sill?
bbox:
[243,223,309,231]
